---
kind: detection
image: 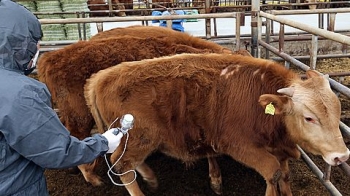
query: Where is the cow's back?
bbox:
[90,25,230,53]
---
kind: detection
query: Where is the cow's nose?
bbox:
[334,151,350,165]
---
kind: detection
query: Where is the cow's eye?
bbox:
[305,117,315,123]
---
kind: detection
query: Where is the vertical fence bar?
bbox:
[107,0,113,15]
[310,35,318,70]
[265,16,271,59]
[339,163,350,178]
[251,0,260,57]
[318,13,324,29]
[82,12,87,40]
[342,44,348,54]
[214,18,218,37]
[76,12,82,40]
[235,12,241,51]
[205,0,211,39]
[323,164,332,181]
[166,20,173,29]
[278,23,284,52]
[284,61,290,69]
[327,13,336,32]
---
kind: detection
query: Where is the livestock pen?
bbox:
[13,0,350,195]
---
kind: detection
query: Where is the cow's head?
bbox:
[259,70,349,166]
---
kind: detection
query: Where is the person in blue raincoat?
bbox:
[0,0,124,195]
[159,9,185,32]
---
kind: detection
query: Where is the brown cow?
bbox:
[84,53,350,196]
[87,0,126,17]
[37,30,242,191]
[119,0,133,10]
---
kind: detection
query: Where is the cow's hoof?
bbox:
[210,182,223,195]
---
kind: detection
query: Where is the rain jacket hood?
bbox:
[0,0,42,73]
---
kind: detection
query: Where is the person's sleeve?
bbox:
[3,83,109,169]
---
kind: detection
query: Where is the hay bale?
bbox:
[61,0,90,19]
[36,0,63,19]
[60,0,92,39]
[41,24,67,41]
[64,23,91,40]
[36,1,66,41]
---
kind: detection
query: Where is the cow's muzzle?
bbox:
[324,149,350,166]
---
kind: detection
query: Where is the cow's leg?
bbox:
[61,93,99,182]
[109,144,155,196]
[277,159,292,196]
[78,157,103,186]
[110,158,145,196]
[208,157,222,195]
[56,91,99,178]
[227,146,282,196]
[269,148,296,196]
[136,162,158,191]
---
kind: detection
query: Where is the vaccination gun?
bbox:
[113,114,134,135]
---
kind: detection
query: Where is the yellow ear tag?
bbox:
[265,103,275,115]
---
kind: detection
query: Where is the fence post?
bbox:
[204,0,211,39]
[235,12,241,51]
[265,12,271,59]
[310,35,318,70]
[251,0,260,57]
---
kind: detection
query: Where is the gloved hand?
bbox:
[102,128,124,153]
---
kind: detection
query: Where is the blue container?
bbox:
[151,11,162,23]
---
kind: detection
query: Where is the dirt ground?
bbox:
[45,58,350,196]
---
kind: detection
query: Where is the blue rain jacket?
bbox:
[0,1,109,195]
[159,10,185,32]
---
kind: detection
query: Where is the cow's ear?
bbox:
[258,94,292,115]
[306,70,322,78]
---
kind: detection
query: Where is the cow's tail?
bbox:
[36,52,48,83]
[84,75,106,134]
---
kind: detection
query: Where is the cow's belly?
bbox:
[158,142,219,162]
